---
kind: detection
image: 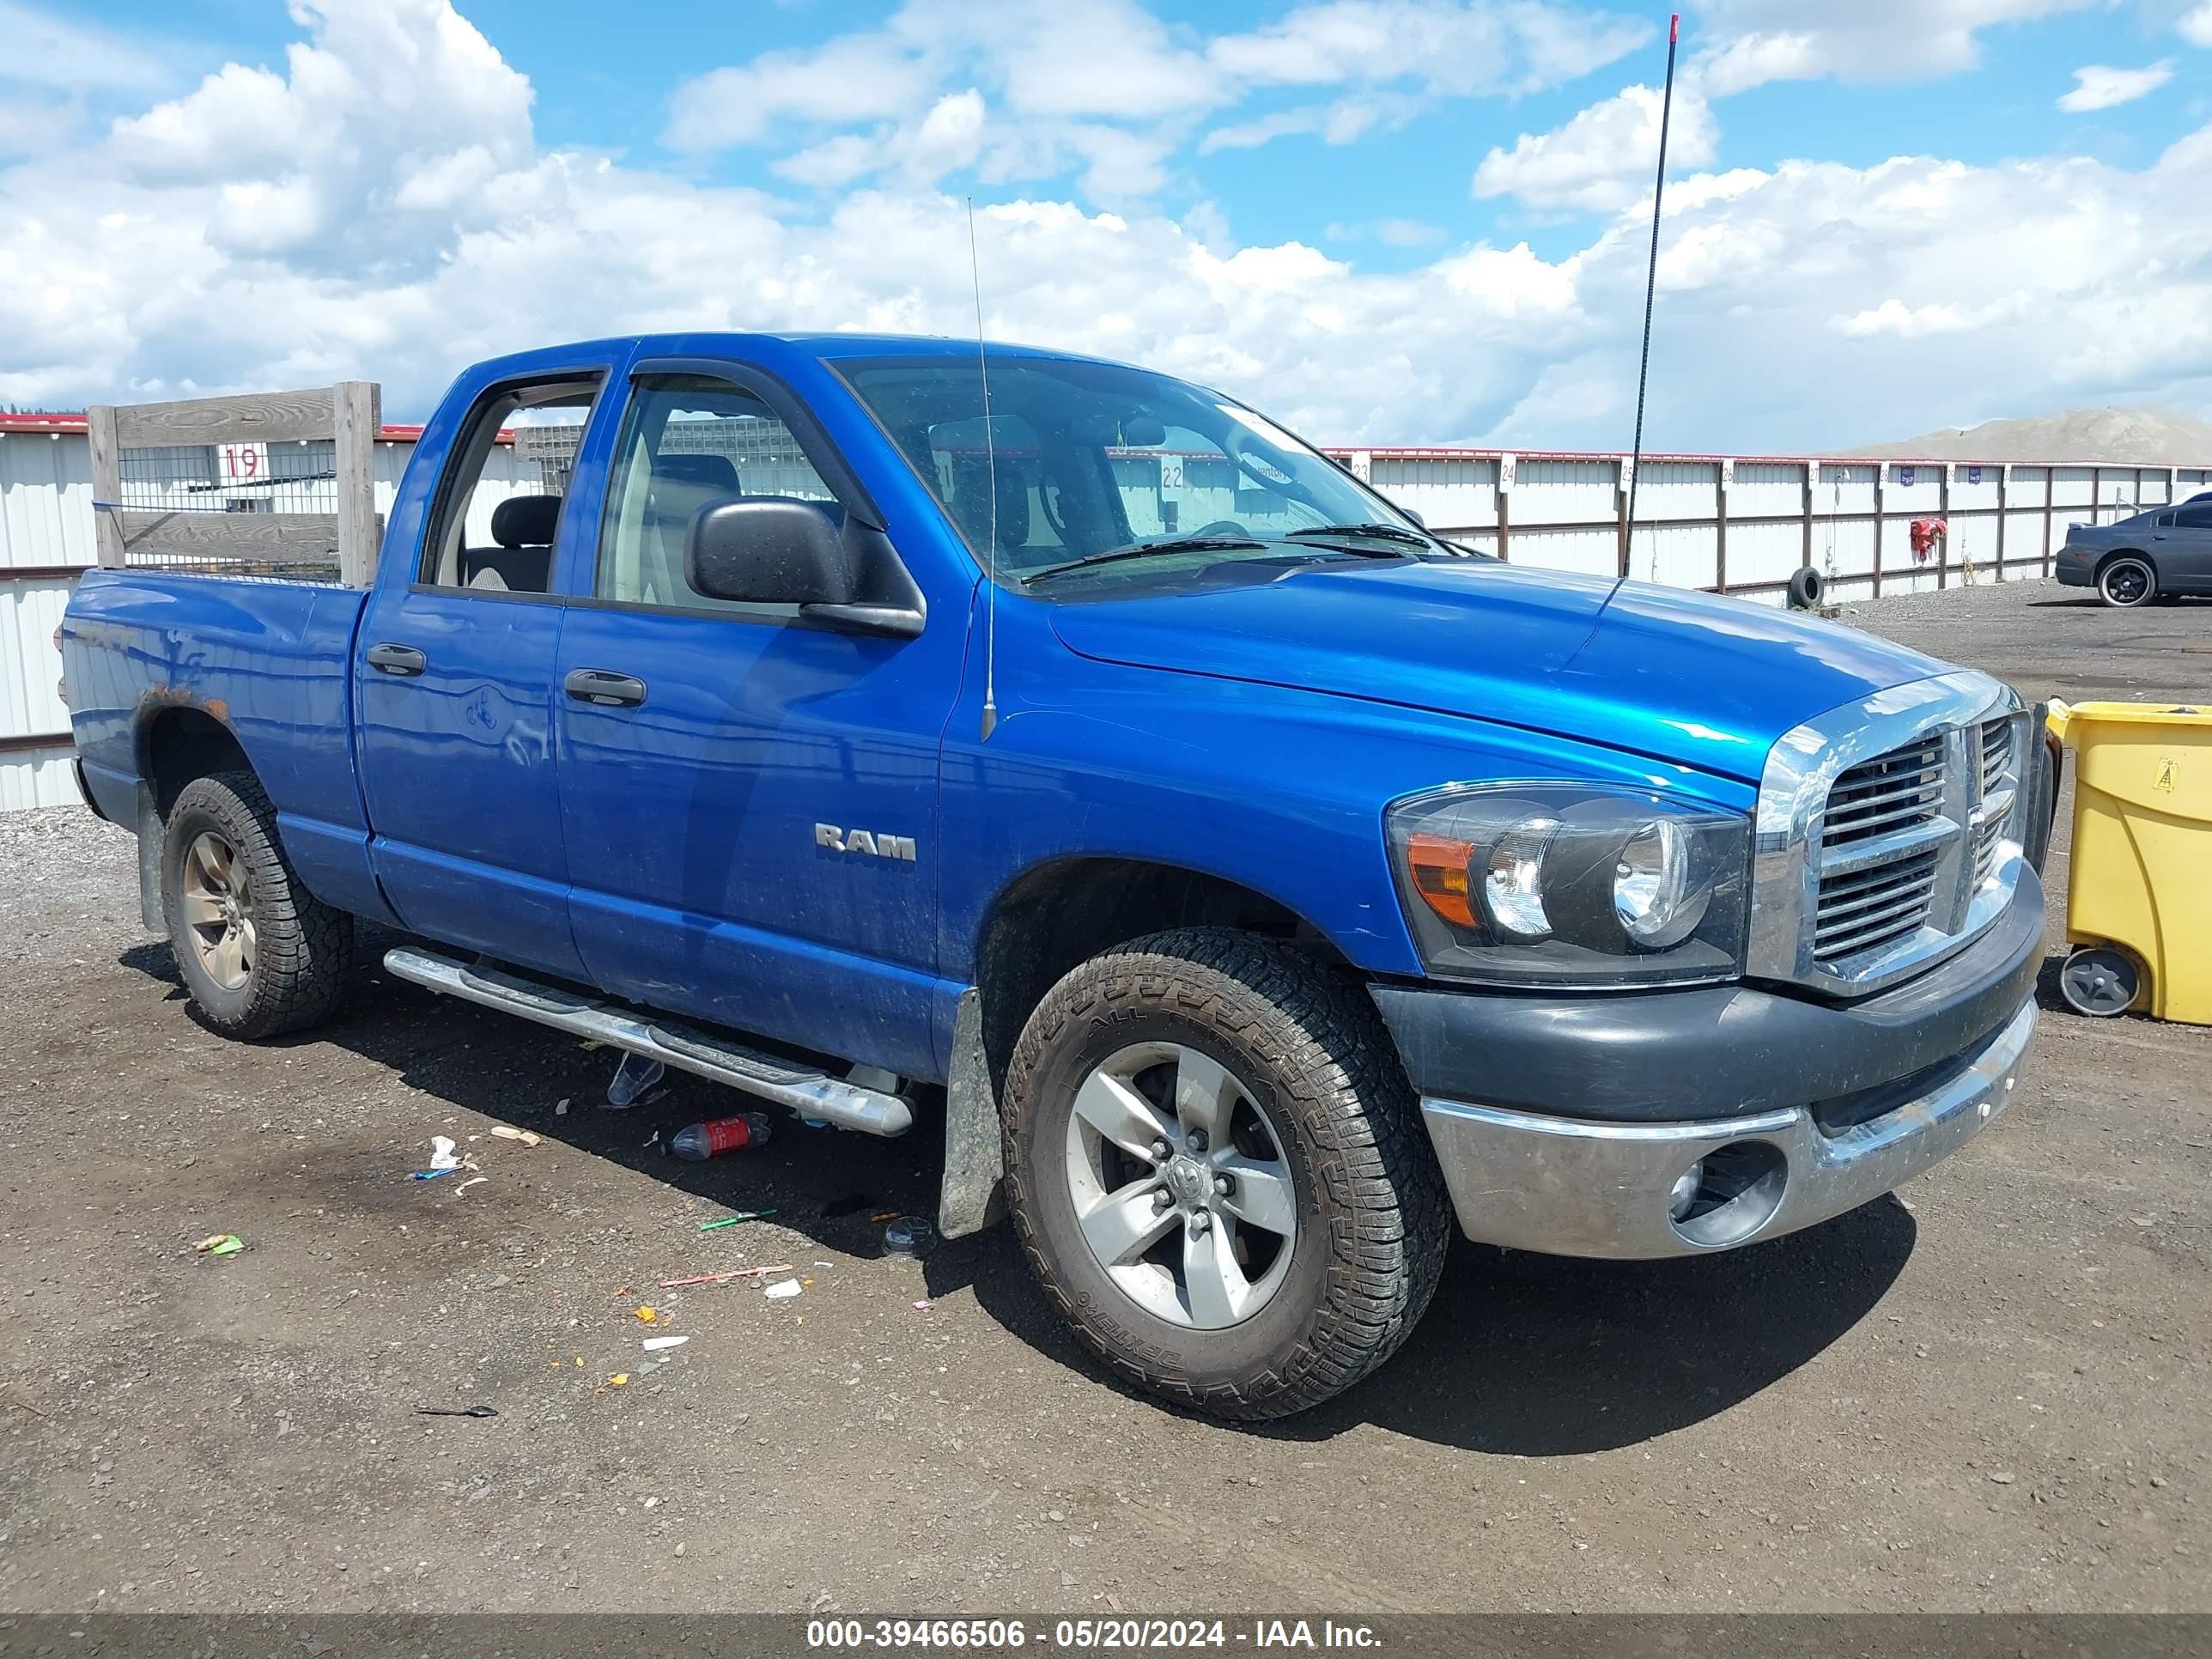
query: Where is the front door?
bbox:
[355,365,613,979]
[551,363,962,1079]
[2164,501,2212,593]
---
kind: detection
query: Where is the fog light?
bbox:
[1667,1161,1705,1220]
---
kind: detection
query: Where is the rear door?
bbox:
[550,359,963,1079]
[355,361,617,978]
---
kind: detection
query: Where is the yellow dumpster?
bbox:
[2045,699,2212,1024]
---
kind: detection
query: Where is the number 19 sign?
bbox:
[218,443,268,485]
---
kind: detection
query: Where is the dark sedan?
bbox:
[2055,500,2212,605]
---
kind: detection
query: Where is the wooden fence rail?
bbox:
[87,381,383,586]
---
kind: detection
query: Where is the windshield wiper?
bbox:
[1018,535,1266,586]
[1284,522,1433,549]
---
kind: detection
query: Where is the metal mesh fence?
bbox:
[114,439,342,581]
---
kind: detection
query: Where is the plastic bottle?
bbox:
[668,1112,774,1160]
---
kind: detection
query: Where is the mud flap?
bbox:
[136,781,163,933]
[938,988,1007,1238]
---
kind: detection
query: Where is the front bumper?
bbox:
[1373,876,2046,1259]
[1416,996,2033,1258]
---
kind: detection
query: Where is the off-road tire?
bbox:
[1002,928,1450,1419]
[161,770,352,1040]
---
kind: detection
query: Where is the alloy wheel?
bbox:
[1061,1040,1298,1329]
[181,830,256,991]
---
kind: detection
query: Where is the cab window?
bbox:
[597,374,839,611]
[419,379,599,592]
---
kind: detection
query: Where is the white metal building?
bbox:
[4,412,2205,811]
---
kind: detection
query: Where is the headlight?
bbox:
[1388,782,1751,988]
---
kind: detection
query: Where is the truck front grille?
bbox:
[1814,847,1942,964]
[1751,672,2030,998]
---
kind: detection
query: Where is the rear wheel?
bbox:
[2098,556,2155,607]
[1002,928,1449,1419]
[2059,945,2140,1018]
[161,771,352,1039]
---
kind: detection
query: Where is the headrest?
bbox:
[655,453,740,495]
[491,493,562,548]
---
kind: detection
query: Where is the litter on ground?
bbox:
[414,1404,498,1419]
[635,1305,657,1323]
[428,1135,461,1170]
[658,1263,793,1288]
[453,1176,487,1195]
[642,1335,690,1352]
[193,1234,243,1256]
[489,1126,541,1147]
[699,1208,776,1232]
[764,1279,803,1300]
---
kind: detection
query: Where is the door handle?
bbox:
[367,642,427,676]
[565,667,648,708]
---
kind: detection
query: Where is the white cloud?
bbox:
[2185,4,2212,48]
[669,1,1650,183]
[1206,0,1647,96]
[1376,217,1447,247]
[13,0,2212,464]
[1474,84,1720,213]
[665,30,941,150]
[1695,2,2096,91]
[0,1,171,92]
[2058,61,2174,113]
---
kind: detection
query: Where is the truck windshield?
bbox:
[839,355,1442,588]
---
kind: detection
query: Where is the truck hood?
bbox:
[1047,558,1949,783]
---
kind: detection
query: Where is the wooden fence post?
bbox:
[333,380,381,587]
[86,404,124,568]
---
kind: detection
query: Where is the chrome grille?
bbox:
[1820,735,1946,848]
[1978,717,2012,797]
[1814,848,1942,962]
[1751,672,2031,998]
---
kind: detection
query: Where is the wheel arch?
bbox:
[969,854,1357,1101]
[137,699,256,817]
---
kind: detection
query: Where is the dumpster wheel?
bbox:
[2060,945,2141,1018]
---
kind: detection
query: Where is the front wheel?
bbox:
[1002,929,1449,1419]
[161,770,352,1039]
[2098,556,2156,607]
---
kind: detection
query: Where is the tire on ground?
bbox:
[1001,927,1450,1419]
[2097,555,2156,607]
[161,769,353,1040]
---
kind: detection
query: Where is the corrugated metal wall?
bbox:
[7,424,2209,810]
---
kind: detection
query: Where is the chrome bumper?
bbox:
[1418,995,2035,1260]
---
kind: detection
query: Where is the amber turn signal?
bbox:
[1407,831,1477,927]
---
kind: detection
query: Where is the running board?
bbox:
[382,946,914,1137]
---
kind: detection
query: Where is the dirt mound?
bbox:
[1837,405,2212,465]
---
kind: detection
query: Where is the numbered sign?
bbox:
[218,442,269,485]
[1159,458,1184,491]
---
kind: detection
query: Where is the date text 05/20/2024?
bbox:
[805,1619,1383,1650]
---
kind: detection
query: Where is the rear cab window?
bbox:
[418,378,601,594]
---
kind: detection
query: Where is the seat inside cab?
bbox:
[463,495,561,592]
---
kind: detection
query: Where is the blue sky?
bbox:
[8,2,2212,448]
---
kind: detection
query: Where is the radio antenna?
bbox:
[968,197,1000,742]
[1610,11,1680,604]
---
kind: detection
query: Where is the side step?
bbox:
[382,946,914,1138]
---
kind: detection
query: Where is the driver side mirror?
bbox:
[685,497,857,607]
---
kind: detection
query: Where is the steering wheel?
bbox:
[1188,519,1251,538]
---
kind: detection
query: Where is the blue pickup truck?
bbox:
[61,333,2059,1419]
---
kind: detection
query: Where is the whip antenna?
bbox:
[968,198,1000,742]
[1616,12,1680,597]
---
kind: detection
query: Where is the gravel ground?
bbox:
[0,580,2205,1615]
